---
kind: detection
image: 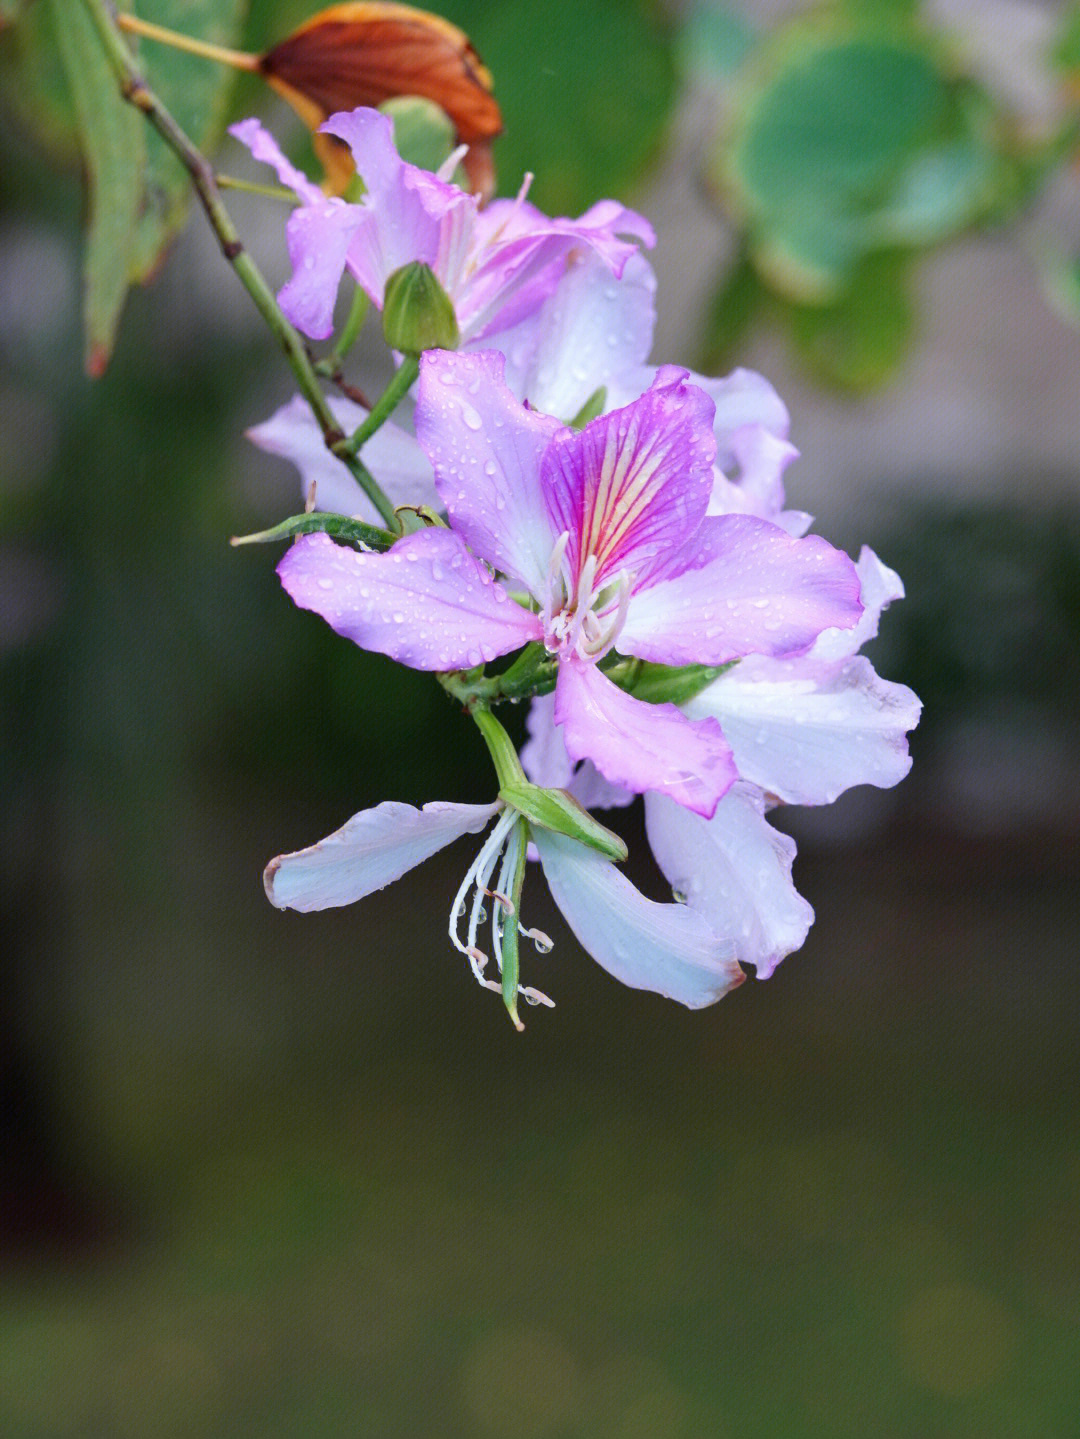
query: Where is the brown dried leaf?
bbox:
[259,2,502,200]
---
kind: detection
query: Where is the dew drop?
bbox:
[316,577,334,591]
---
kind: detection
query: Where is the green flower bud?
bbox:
[382,262,460,354]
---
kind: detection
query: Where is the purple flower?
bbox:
[522,549,921,979]
[276,350,863,817]
[229,109,654,342]
[264,798,744,1011]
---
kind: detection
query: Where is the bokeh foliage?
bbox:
[693,0,1080,387]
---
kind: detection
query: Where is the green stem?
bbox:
[469,707,527,791]
[78,0,399,531]
[334,354,420,459]
[215,174,298,204]
[499,816,529,1031]
[327,284,371,368]
[439,643,556,711]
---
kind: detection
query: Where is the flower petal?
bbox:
[279,198,367,339]
[277,531,541,670]
[321,108,456,300]
[554,660,735,818]
[228,117,325,205]
[541,368,717,590]
[247,394,439,518]
[458,198,654,342]
[811,546,905,661]
[620,515,862,666]
[265,799,500,911]
[485,250,657,422]
[687,654,922,805]
[708,426,808,535]
[645,786,813,979]
[532,827,743,1008]
[415,349,561,592]
[521,693,636,810]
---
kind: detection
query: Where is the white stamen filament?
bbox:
[542,530,633,662]
[436,143,470,183]
[448,813,550,998]
[449,809,516,980]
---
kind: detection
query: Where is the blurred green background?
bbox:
[2,1,1079,1435]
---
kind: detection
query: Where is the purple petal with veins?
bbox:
[540,367,717,591]
[277,531,540,670]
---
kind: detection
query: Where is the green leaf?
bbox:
[1054,3,1080,73]
[229,511,397,552]
[698,246,768,374]
[0,0,32,27]
[567,387,607,430]
[715,20,1005,300]
[786,251,914,391]
[41,0,249,369]
[48,0,147,375]
[444,0,676,214]
[625,661,734,707]
[678,3,756,81]
[0,0,81,162]
[379,95,456,175]
[125,0,250,282]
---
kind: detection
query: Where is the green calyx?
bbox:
[382,262,460,354]
[470,707,626,863]
[623,660,736,706]
[498,782,628,863]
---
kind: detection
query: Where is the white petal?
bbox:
[265,800,501,911]
[688,654,922,805]
[247,395,439,517]
[645,786,813,979]
[486,250,657,420]
[811,546,905,661]
[533,829,743,1008]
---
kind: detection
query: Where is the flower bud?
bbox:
[382,262,461,353]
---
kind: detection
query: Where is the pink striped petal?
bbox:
[554,660,735,818]
[540,368,717,591]
[278,531,541,670]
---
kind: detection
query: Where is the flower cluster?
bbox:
[241,105,920,1026]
